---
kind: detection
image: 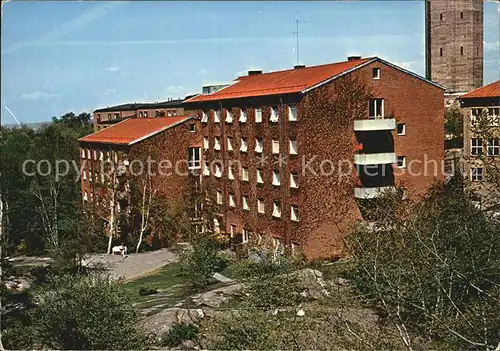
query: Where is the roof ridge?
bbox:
[461,80,500,98]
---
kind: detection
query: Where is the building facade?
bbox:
[185,56,445,259]
[460,80,500,207]
[93,98,191,132]
[425,0,483,94]
[79,116,202,244]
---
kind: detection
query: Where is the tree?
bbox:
[444,105,464,148]
[346,180,500,350]
[28,274,148,350]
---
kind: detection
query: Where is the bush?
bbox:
[29,273,149,350]
[161,322,199,347]
[180,233,223,290]
[138,286,158,296]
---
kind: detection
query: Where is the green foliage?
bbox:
[180,233,223,290]
[28,274,148,350]
[138,286,158,296]
[161,322,199,347]
[346,181,500,349]
[444,106,464,149]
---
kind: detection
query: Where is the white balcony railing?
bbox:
[354,118,396,132]
[354,186,396,199]
[354,152,396,165]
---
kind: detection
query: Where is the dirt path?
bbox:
[85,249,178,281]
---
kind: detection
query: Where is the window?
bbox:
[255,108,262,123]
[214,137,221,150]
[203,137,209,150]
[289,138,298,155]
[216,191,223,204]
[440,13,443,20]
[471,108,483,123]
[201,111,208,123]
[291,205,299,222]
[96,113,101,123]
[289,105,297,121]
[203,161,210,176]
[213,218,220,234]
[471,167,483,181]
[227,138,233,151]
[397,156,406,168]
[372,67,380,79]
[226,109,233,123]
[87,149,91,159]
[89,171,93,182]
[270,107,279,123]
[229,194,236,207]
[255,137,263,153]
[242,167,249,182]
[257,199,265,214]
[93,150,97,160]
[257,169,264,184]
[99,151,104,161]
[461,46,464,56]
[83,169,87,180]
[272,170,280,186]
[272,201,281,218]
[272,140,280,154]
[188,147,201,169]
[242,229,250,243]
[189,124,196,132]
[460,12,463,19]
[440,48,443,57]
[369,98,384,118]
[139,111,143,118]
[239,109,247,123]
[114,113,119,119]
[487,138,499,156]
[397,123,406,135]
[214,164,222,178]
[240,138,248,152]
[81,149,86,159]
[290,173,299,188]
[228,166,235,180]
[242,196,249,211]
[167,111,172,117]
[230,225,236,237]
[488,108,500,125]
[214,110,221,123]
[83,191,88,202]
[471,138,483,155]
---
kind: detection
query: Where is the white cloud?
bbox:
[2,2,125,54]
[21,91,61,101]
[104,66,120,73]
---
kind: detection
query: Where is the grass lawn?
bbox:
[122,262,189,309]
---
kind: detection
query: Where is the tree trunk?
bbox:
[136,228,144,254]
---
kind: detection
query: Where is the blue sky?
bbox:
[1,1,499,124]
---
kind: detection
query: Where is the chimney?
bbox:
[248,70,262,76]
[347,56,362,61]
[294,64,306,69]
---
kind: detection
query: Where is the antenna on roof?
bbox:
[293,18,315,66]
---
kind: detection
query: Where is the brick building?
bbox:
[460,80,500,207]
[425,0,483,94]
[184,56,445,259]
[93,98,192,132]
[79,116,202,243]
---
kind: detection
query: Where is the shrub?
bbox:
[162,322,199,347]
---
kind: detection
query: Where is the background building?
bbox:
[425,0,483,95]
[460,80,500,207]
[185,56,444,259]
[92,98,193,132]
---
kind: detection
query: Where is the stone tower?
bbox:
[425,0,483,94]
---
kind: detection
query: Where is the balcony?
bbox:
[354,118,396,132]
[354,186,396,199]
[354,152,396,165]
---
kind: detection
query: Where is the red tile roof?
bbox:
[461,80,500,99]
[79,116,193,145]
[186,57,375,102]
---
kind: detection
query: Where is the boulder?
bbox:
[140,308,204,339]
[191,283,242,309]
